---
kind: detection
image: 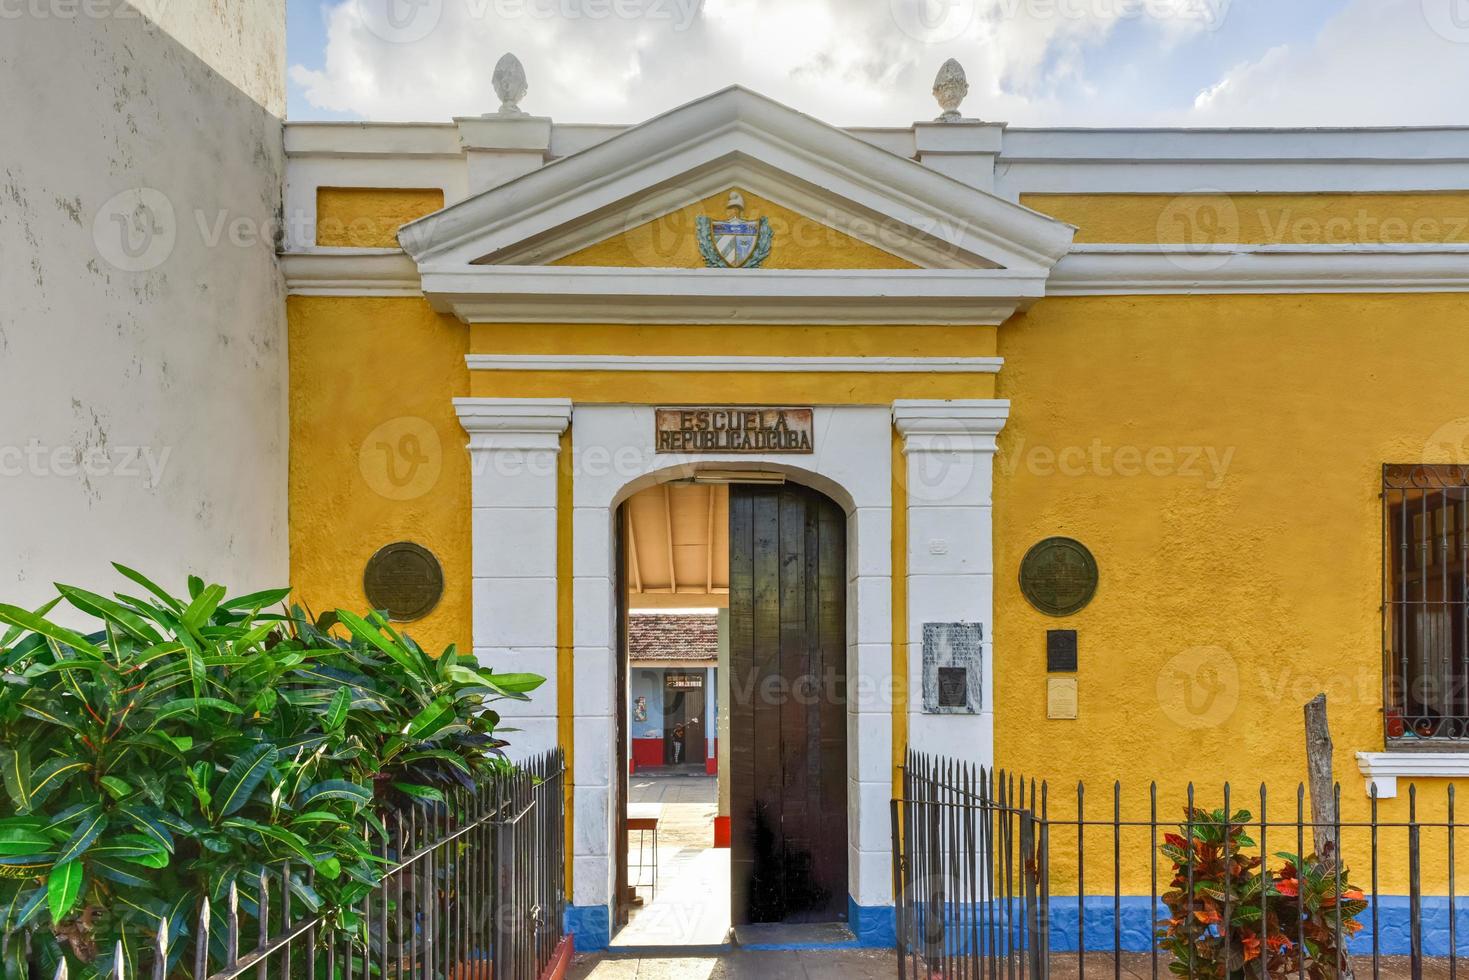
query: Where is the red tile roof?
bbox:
[628,613,718,661]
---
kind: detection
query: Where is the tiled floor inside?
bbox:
[610,773,730,949]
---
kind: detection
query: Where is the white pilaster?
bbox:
[456,397,571,761]
[893,400,1008,771]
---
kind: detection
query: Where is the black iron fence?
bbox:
[893,750,1468,980]
[16,750,566,980]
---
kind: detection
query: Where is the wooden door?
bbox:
[684,683,707,767]
[729,482,848,924]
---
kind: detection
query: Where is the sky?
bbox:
[286,0,1469,127]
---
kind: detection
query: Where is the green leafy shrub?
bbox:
[0,565,543,979]
[1158,807,1367,980]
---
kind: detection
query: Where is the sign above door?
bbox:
[655,407,814,454]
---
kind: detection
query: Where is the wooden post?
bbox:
[1304,694,1336,861]
[1305,694,1355,980]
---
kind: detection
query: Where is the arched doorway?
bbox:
[613,476,850,941]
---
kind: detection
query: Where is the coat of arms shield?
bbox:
[696,191,773,269]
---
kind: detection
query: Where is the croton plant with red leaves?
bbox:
[1157,807,1367,980]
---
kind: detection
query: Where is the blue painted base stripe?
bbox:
[565,905,611,953]
[898,896,1469,957]
[850,898,898,948]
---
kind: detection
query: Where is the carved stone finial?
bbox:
[492,52,528,116]
[933,58,969,122]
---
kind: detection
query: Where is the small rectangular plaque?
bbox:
[922,622,982,714]
[936,667,968,708]
[1047,677,1079,720]
[1046,630,1078,672]
[655,407,814,454]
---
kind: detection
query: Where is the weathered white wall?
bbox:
[0,0,288,610]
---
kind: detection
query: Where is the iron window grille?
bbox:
[1383,464,1469,742]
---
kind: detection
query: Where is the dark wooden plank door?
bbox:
[729,482,848,924]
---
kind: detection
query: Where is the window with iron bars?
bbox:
[1384,464,1469,741]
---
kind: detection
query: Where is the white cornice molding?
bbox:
[1049,244,1469,295]
[893,399,1011,454]
[281,249,422,296]
[421,265,1047,325]
[465,354,1003,373]
[398,86,1076,272]
[1355,751,1469,799]
[453,397,572,452]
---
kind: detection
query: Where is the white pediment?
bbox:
[396,86,1077,325]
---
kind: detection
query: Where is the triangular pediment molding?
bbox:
[399,86,1075,274]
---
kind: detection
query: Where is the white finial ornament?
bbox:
[933,58,969,122]
[493,52,528,116]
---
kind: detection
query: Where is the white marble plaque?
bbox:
[922,622,982,714]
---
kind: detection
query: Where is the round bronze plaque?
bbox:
[363,542,444,622]
[1019,537,1098,617]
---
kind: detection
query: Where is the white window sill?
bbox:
[1355,751,1469,798]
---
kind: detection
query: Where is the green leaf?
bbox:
[55,810,107,865]
[215,744,279,818]
[392,783,445,803]
[29,758,89,808]
[324,687,352,732]
[153,697,244,720]
[298,780,373,808]
[0,604,102,657]
[181,583,227,632]
[54,584,163,645]
[100,776,133,801]
[221,587,292,612]
[46,860,83,923]
[111,563,184,613]
[0,745,32,812]
[334,609,427,681]
[405,696,454,739]
[0,821,49,857]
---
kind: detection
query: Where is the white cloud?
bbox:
[1185,0,1469,126]
[290,0,1225,123]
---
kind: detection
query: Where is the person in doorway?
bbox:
[671,723,686,763]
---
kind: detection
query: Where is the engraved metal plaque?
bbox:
[1046,630,1078,673]
[363,541,444,622]
[655,407,814,454]
[922,622,982,714]
[936,667,968,708]
[1019,537,1098,617]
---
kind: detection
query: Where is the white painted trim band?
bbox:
[465,354,1003,373]
[1355,750,1469,798]
[281,249,422,296]
[422,265,1047,325]
[1050,244,1469,295]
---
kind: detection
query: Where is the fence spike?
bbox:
[51,956,67,980]
[152,916,168,980]
[114,939,125,980]
[195,895,211,979]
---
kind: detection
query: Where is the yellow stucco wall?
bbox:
[552,188,919,269]
[1023,192,1469,245]
[288,182,1469,898]
[994,291,1469,892]
[316,187,445,247]
[287,295,471,655]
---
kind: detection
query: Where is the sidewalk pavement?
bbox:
[568,948,894,979]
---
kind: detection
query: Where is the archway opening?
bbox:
[609,473,850,946]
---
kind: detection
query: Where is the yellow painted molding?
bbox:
[469,323,998,358]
